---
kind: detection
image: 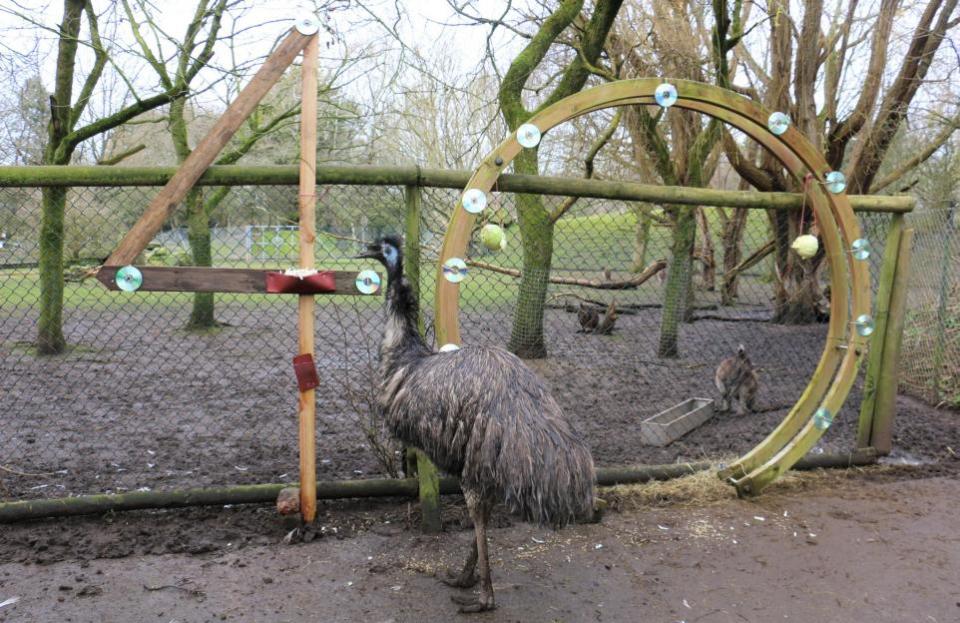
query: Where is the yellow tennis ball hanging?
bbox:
[480,224,506,251]
[791,234,819,259]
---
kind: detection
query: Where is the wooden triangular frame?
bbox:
[95,23,332,523]
[103,27,313,267]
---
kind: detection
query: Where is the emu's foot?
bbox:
[439,568,479,588]
[450,593,495,613]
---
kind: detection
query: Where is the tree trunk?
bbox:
[631,207,652,272]
[769,209,823,323]
[772,265,822,323]
[37,186,67,354]
[170,98,218,329]
[720,207,748,305]
[696,207,716,291]
[185,187,216,329]
[35,0,84,355]
[507,149,554,359]
[657,205,696,358]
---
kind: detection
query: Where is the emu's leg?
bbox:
[449,489,495,613]
[440,538,478,588]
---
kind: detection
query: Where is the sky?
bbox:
[0,0,512,103]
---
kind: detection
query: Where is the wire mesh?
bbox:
[0,180,945,504]
[900,204,960,407]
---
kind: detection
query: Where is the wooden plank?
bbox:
[297,33,319,524]
[104,28,311,267]
[403,185,441,532]
[95,266,375,295]
[870,227,914,454]
[856,215,905,448]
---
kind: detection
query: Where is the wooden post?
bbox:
[297,33,319,523]
[402,185,421,479]
[403,184,442,533]
[856,215,904,448]
[104,29,311,267]
[403,185,425,335]
[870,227,914,454]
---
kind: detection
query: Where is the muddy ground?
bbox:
[1,466,959,622]
[3,299,959,501]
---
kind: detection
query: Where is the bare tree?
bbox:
[722,0,960,322]
[0,0,232,353]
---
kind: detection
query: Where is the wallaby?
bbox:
[577,303,599,333]
[715,344,759,415]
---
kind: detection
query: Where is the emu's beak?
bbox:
[354,245,380,260]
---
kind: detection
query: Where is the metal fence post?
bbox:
[403,183,442,533]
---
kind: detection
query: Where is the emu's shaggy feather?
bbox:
[379,344,595,527]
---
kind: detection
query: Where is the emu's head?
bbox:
[355,235,403,273]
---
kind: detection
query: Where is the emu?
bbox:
[357,235,596,613]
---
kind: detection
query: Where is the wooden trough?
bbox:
[640,398,715,447]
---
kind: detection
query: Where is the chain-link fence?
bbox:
[900,204,960,407]
[0,176,937,504]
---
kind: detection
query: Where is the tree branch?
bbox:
[847,0,959,192]
[869,113,960,193]
[97,143,146,165]
[69,2,108,129]
[549,109,621,223]
[468,257,667,289]
[498,0,583,128]
[825,0,895,168]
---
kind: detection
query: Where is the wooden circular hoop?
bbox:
[433,79,871,496]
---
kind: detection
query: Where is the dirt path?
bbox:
[1,470,959,622]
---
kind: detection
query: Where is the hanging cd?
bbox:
[855,314,875,337]
[462,189,487,214]
[851,238,871,261]
[439,343,460,353]
[295,16,319,35]
[516,123,541,148]
[654,83,678,107]
[825,171,846,194]
[442,258,468,283]
[355,269,381,295]
[115,265,143,292]
[767,112,791,136]
[813,407,833,431]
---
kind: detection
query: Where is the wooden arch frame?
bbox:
[433,78,871,496]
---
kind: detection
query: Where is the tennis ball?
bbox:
[480,224,506,251]
[791,234,819,259]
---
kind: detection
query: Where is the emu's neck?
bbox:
[380,262,430,372]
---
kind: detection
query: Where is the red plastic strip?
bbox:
[265,271,336,294]
[292,353,320,392]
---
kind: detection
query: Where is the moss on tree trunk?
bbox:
[185,187,216,328]
[657,206,697,358]
[37,186,67,354]
[631,207,652,272]
[507,149,554,359]
[170,98,218,329]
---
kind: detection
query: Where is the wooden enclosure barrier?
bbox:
[0,162,915,527]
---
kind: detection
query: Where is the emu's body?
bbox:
[359,236,595,613]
